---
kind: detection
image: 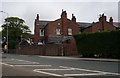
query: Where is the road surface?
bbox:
[1,53,120,78]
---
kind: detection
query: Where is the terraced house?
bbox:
[82,14,118,32]
[17,10,119,56]
[33,10,80,55]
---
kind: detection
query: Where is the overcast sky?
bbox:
[0,0,119,34]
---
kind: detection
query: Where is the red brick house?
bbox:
[33,10,80,55]
[83,14,116,32]
[17,12,120,55]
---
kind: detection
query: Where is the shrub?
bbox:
[74,30,120,59]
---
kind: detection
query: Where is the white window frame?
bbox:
[40,29,44,36]
[56,28,61,35]
[68,28,72,35]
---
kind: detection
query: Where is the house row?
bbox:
[28,10,119,56]
[34,10,119,44]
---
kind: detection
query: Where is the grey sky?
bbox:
[0,0,119,34]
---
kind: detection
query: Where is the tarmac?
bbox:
[1,53,120,62]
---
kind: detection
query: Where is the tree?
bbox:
[0,31,1,40]
[1,17,31,49]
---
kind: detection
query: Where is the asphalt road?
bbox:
[1,53,120,78]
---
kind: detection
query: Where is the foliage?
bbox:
[74,30,120,59]
[1,17,31,49]
[0,31,2,47]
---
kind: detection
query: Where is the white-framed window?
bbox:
[56,28,61,35]
[68,28,72,35]
[40,29,44,36]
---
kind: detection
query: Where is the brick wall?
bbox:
[16,44,78,56]
[45,19,79,38]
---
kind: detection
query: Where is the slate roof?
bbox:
[48,36,73,43]
[39,20,92,28]
[77,22,91,28]
[39,20,51,28]
[113,22,120,27]
[38,20,120,29]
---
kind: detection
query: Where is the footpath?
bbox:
[1,53,119,62]
[39,56,119,62]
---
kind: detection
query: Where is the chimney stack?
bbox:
[109,17,113,25]
[99,13,106,22]
[61,10,67,19]
[72,14,76,22]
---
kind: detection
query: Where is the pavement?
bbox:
[1,53,119,62]
[38,55,119,62]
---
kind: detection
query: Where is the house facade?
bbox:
[83,14,116,32]
[17,11,120,56]
[33,10,80,55]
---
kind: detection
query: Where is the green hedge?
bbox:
[74,30,120,59]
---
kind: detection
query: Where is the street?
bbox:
[1,53,120,78]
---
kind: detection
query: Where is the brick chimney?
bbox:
[61,9,67,19]
[99,13,106,22]
[61,10,68,36]
[72,14,76,22]
[99,13,107,31]
[34,14,40,44]
[109,17,113,25]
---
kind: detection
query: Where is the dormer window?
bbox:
[68,28,72,35]
[56,28,61,35]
